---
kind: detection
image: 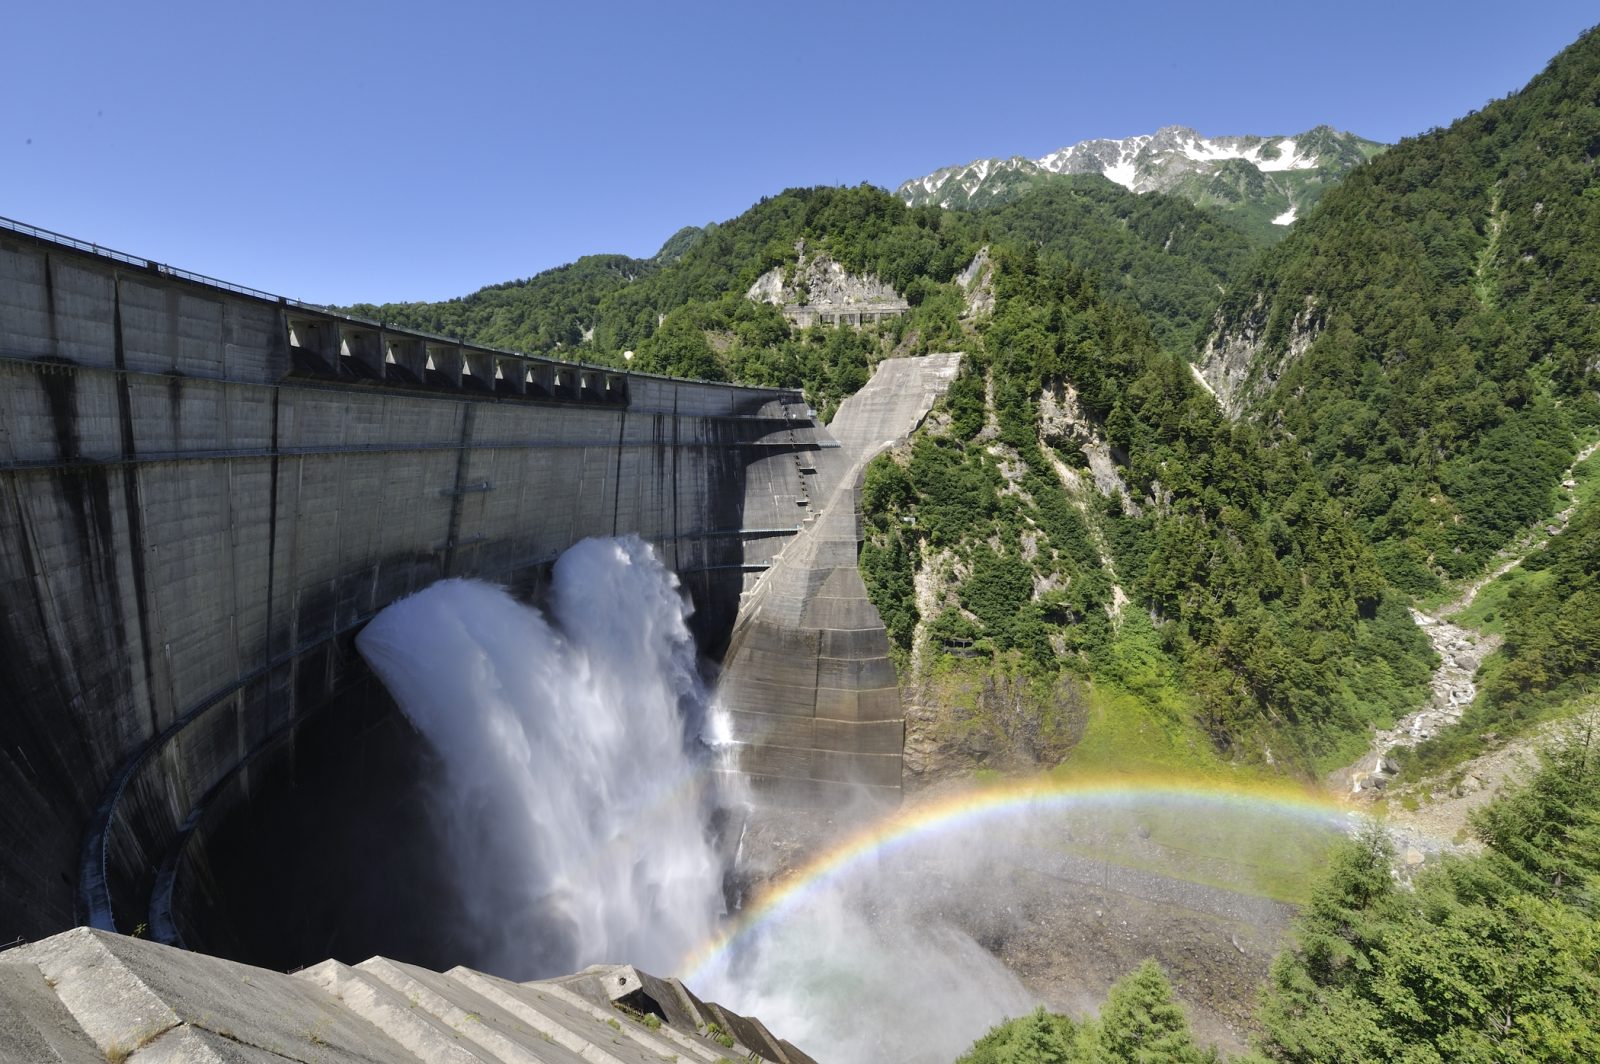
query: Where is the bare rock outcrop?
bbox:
[1038,381,1135,507]
[956,246,995,319]
[1195,295,1320,416]
[746,245,908,327]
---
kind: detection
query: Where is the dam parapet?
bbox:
[0,218,824,947]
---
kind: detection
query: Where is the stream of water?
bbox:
[355,536,730,978]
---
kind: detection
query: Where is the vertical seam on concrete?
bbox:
[42,247,60,349]
[671,387,680,570]
[611,405,627,537]
[442,403,476,576]
[263,383,280,742]
[110,273,161,743]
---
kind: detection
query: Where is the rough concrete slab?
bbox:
[0,928,805,1064]
[0,961,102,1064]
[13,929,411,1064]
[295,959,490,1063]
[354,957,563,1064]
[448,967,670,1064]
[132,1024,308,1063]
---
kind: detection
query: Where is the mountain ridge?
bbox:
[899,124,1386,239]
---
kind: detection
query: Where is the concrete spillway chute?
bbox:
[717,353,963,805]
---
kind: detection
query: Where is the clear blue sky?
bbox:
[3,1,1594,305]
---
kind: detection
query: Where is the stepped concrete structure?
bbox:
[0,218,841,952]
[0,928,814,1064]
[719,354,962,803]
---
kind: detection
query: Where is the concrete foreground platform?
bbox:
[0,929,813,1064]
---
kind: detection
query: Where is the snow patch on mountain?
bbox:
[899,125,1386,223]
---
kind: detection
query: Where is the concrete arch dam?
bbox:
[0,219,893,964]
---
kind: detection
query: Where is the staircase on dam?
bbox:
[0,928,814,1064]
[718,353,962,804]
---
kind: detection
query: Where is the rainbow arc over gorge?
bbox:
[678,773,1366,980]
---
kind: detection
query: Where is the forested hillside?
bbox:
[1202,26,1600,595]
[344,177,1260,376]
[860,246,1431,770]
[976,178,1262,352]
[346,253,657,354]
[335,172,1449,772]
[333,27,1600,780]
[344,175,1426,769]
[351,186,979,414]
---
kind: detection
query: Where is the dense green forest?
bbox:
[958,738,1600,1062]
[978,177,1262,352]
[1255,740,1600,1062]
[859,245,1433,768]
[345,253,657,354]
[1205,26,1600,594]
[343,176,1260,371]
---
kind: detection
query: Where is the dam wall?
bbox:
[0,221,824,946]
[719,354,960,804]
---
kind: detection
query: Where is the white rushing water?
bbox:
[358,535,1035,1064]
[356,535,729,978]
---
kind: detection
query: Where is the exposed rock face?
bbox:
[1038,381,1135,506]
[956,246,995,319]
[1195,304,1264,416]
[746,246,908,328]
[1195,296,1320,417]
[901,669,1090,789]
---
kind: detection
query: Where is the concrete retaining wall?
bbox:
[0,228,821,944]
[718,354,961,804]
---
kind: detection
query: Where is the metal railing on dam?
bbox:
[0,219,832,948]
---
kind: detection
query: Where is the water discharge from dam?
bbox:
[355,536,730,979]
[355,536,1348,1064]
[356,535,1036,1064]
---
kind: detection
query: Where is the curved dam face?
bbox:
[0,223,831,953]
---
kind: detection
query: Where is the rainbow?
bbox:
[677,773,1360,979]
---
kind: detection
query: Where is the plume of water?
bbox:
[356,535,728,978]
[695,807,1039,1064]
[356,536,1323,1064]
[696,853,1037,1064]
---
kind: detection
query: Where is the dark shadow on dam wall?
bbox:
[164,663,474,974]
[0,224,825,949]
